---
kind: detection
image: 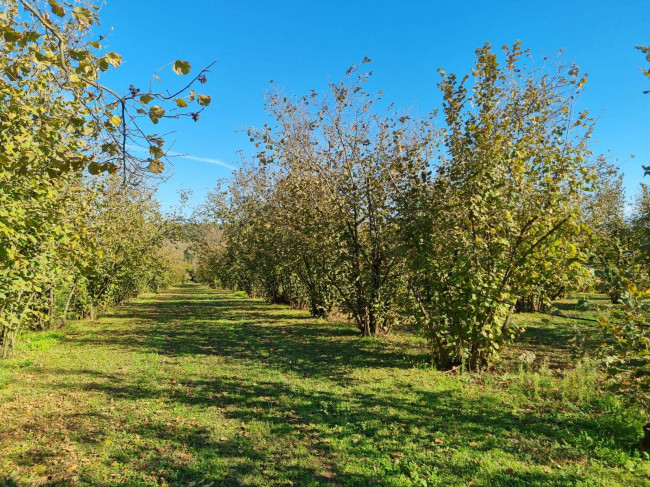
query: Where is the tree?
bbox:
[241,64,422,335]
[4,0,214,178]
[587,167,633,304]
[398,42,598,369]
[0,0,212,355]
[594,46,650,450]
[599,284,650,449]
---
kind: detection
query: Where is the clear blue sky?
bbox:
[96,0,650,212]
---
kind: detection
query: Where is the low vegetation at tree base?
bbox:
[1,285,648,486]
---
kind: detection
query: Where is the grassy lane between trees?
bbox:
[0,284,648,486]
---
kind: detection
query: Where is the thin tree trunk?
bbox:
[60,283,76,327]
[8,293,35,357]
[48,287,55,329]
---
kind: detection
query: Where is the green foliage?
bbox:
[1,1,213,178]
[599,284,650,416]
[71,179,180,317]
[0,1,209,356]
[196,43,601,370]
[200,67,418,333]
[587,168,635,304]
[398,42,597,369]
[594,185,650,418]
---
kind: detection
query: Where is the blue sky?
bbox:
[96,0,650,212]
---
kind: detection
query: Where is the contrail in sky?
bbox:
[126,144,236,170]
[169,152,235,170]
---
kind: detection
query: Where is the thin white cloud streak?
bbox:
[169,152,236,170]
[125,144,235,170]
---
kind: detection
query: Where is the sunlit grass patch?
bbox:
[0,284,648,486]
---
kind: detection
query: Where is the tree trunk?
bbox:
[641,422,650,451]
[59,283,76,327]
[515,295,546,313]
[48,287,55,329]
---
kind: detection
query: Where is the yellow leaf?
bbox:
[149,105,165,124]
[105,52,122,67]
[147,159,164,174]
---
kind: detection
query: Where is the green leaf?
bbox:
[140,94,154,105]
[88,162,103,175]
[197,94,211,107]
[148,106,165,124]
[49,0,65,17]
[3,29,20,43]
[176,98,188,108]
[173,60,191,75]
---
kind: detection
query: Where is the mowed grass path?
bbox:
[1,284,648,486]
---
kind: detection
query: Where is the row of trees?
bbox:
[594,180,650,417]
[0,0,209,356]
[195,43,605,370]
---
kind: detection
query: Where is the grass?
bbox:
[0,283,648,486]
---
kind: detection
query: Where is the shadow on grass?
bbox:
[39,365,640,486]
[512,311,610,370]
[64,284,429,382]
[7,284,643,486]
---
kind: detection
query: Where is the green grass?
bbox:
[1,284,648,486]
